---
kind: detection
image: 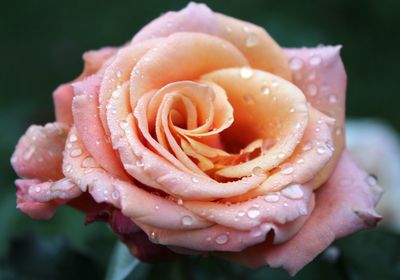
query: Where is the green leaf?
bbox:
[105,241,145,280]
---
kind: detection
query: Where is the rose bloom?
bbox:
[11,3,382,275]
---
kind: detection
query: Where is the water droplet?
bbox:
[264,193,280,202]
[329,95,337,103]
[283,202,289,207]
[302,141,313,151]
[238,211,245,217]
[282,184,303,199]
[119,120,128,130]
[116,70,122,78]
[335,128,342,136]
[245,32,258,47]
[247,207,260,219]
[277,153,286,159]
[308,71,316,80]
[296,158,305,164]
[309,55,322,66]
[289,107,295,113]
[155,205,160,210]
[112,90,121,99]
[111,190,120,200]
[280,164,294,175]
[35,186,41,193]
[177,198,183,205]
[365,175,378,187]
[136,160,144,167]
[326,142,335,151]
[243,95,254,104]
[191,177,199,183]
[69,134,78,142]
[261,85,270,96]
[215,234,229,245]
[316,146,326,154]
[240,67,253,79]
[225,25,232,33]
[251,166,264,176]
[95,140,101,145]
[181,216,193,226]
[23,145,36,160]
[322,246,340,263]
[70,148,82,158]
[315,127,320,132]
[150,232,157,240]
[289,57,303,71]
[250,228,263,237]
[307,84,318,96]
[271,79,279,88]
[81,156,97,168]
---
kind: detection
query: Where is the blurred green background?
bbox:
[1,0,399,279]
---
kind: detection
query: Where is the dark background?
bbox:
[1,0,399,279]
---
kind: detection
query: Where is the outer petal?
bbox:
[132,2,291,80]
[285,46,347,187]
[15,178,81,219]
[221,150,382,275]
[11,122,68,181]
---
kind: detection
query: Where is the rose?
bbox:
[11,2,382,275]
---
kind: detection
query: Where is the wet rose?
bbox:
[11,2,382,275]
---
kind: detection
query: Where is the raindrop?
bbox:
[112,90,121,99]
[307,84,318,96]
[81,156,97,168]
[243,95,254,104]
[23,145,36,160]
[280,164,294,175]
[289,57,303,71]
[70,148,82,158]
[238,211,245,217]
[264,193,280,202]
[289,107,295,113]
[116,70,122,78]
[365,175,378,187]
[215,234,229,245]
[240,67,253,79]
[309,55,322,66]
[252,166,264,176]
[181,216,193,226]
[246,33,258,47]
[191,177,199,184]
[316,146,326,154]
[281,184,303,199]
[302,141,313,151]
[261,85,270,96]
[277,153,286,159]
[136,160,144,167]
[35,186,41,193]
[247,207,260,219]
[271,79,279,88]
[69,134,78,142]
[329,95,337,103]
[64,163,72,173]
[119,120,128,130]
[111,190,120,200]
[296,158,305,164]
[177,198,183,205]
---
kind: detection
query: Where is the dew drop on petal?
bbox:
[252,166,264,176]
[281,184,303,199]
[177,198,183,205]
[309,55,322,66]
[316,146,326,154]
[302,141,313,151]
[247,207,260,219]
[329,95,337,103]
[70,148,82,158]
[240,67,253,79]
[81,156,97,168]
[365,175,378,187]
[69,134,78,142]
[23,145,36,160]
[261,85,270,96]
[35,186,41,193]
[289,57,303,71]
[264,193,280,202]
[191,177,199,184]
[245,33,258,47]
[111,190,120,200]
[238,211,245,217]
[181,216,193,226]
[280,164,294,175]
[307,84,318,96]
[215,234,229,245]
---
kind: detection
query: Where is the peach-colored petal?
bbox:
[202,68,308,178]
[11,122,68,181]
[132,2,291,80]
[130,32,249,108]
[229,107,335,201]
[62,128,211,230]
[99,39,161,133]
[78,47,118,79]
[137,198,314,252]
[71,75,128,180]
[221,150,382,275]
[285,46,347,187]
[106,85,267,200]
[184,185,312,231]
[53,84,74,125]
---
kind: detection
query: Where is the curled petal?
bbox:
[11,123,68,181]
[285,46,347,187]
[53,84,74,125]
[221,150,382,275]
[71,75,128,180]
